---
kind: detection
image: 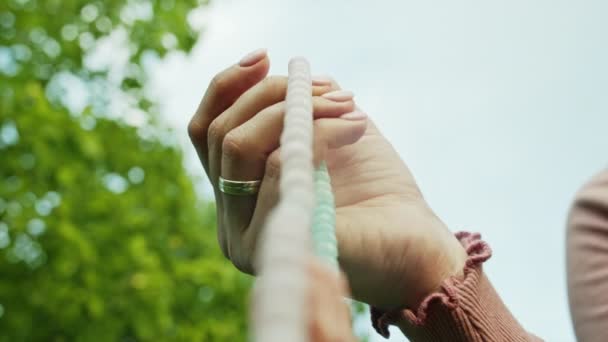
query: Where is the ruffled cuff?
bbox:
[370,232,539,341]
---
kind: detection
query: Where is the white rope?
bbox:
[252,57,314,342]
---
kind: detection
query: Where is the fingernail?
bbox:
[312,75,333,86]
[239,48,267,67]
[322,90,354,102]
[340,110,367,121]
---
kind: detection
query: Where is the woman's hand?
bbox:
[188,49,467,310]
[307,258,355,342]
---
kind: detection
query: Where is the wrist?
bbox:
[405,221,468,308]
[371,231,493,339]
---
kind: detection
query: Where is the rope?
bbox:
[252,57,339,341]
[312,162,338,270]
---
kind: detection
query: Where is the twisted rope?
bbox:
[252,57,339,341]
[312,162,338,270]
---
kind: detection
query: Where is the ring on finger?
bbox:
[219,177,262,196]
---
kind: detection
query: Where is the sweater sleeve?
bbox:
[567,168,608,342]
[371,232,542,342]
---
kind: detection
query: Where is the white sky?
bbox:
[148,1,608,341]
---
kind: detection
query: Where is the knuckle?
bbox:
[221,131,247,161]
[209,73,229,94]
[207,119,225,146]
[262,75,286,95]
[264,152,281,180]
[187,117,206,143]
[338,100,355,113]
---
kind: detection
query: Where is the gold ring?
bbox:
[219,177,261,196]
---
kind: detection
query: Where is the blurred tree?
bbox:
[0,0,251,341]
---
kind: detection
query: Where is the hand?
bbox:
[325,114,468,309]
[188,49,467,310]
[307,258,355,342]
[188,48,367,270]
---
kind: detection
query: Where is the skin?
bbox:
[306,258,356,342]
[188,50,468,330]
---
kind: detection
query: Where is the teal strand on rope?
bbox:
[312,162,339,270]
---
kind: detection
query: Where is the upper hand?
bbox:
[188,50,467,310]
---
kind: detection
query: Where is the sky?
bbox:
[147,1,608,340]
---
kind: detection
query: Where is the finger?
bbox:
[307,258,355,342]
[221,106,366,186]
[220,97,356,259]
[207,77,332,184]
[221,96,356,182]
[243,116,367,254]
[307,259,333,341]
[190,49,269,260]
[240,149,281,273]
[313,75,343,92]
[322,266,355,341]
[335,273,355,338]
[317,262,344,331]
[188,48,270,174]
[312,114,368,167]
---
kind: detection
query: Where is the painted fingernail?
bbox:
[321,90,354,102]
[340,110,367,121]
[239,48,267,67]
[312,75,333,86]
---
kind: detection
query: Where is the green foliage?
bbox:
[1,0,203,82]
[1,0,251,341]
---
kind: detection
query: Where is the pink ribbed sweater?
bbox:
[372,168,608,341]
[567,168,608,342]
